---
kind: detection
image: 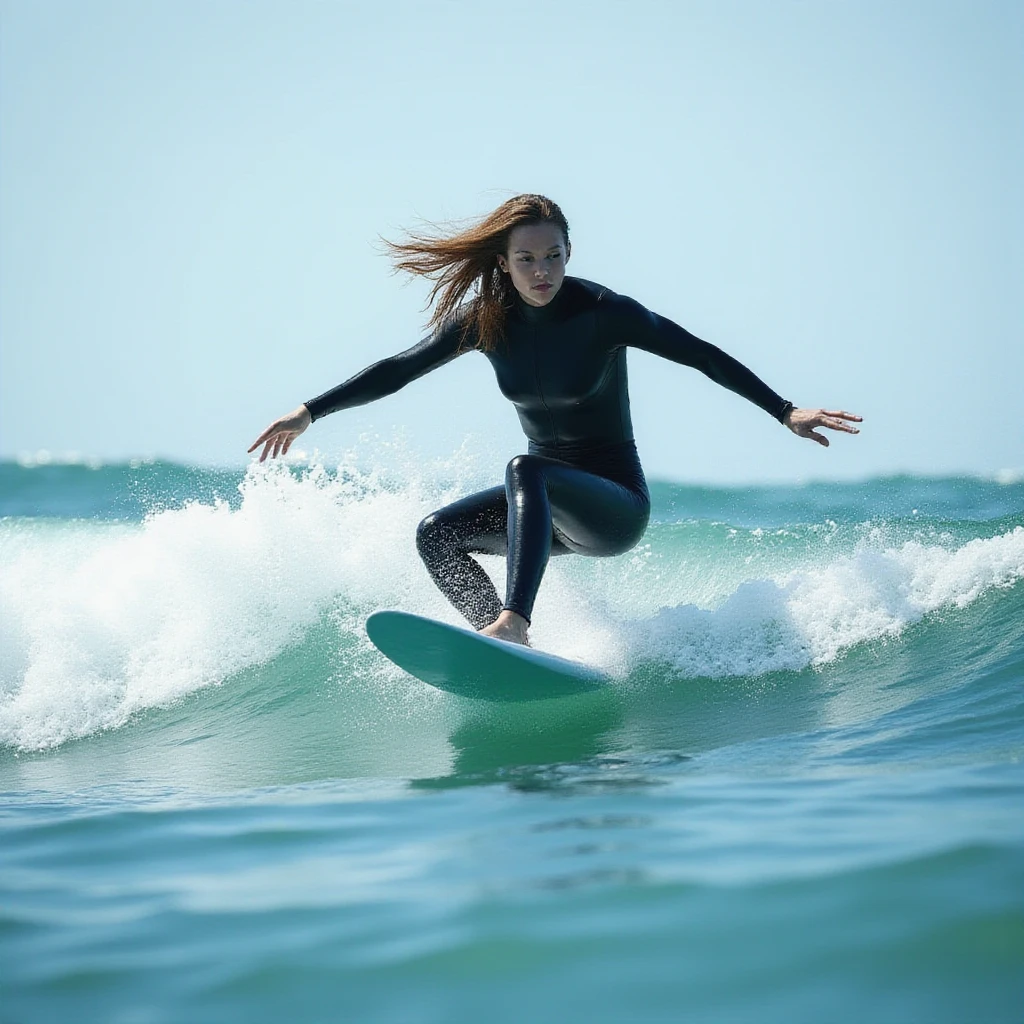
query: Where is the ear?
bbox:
[496,254,509,274]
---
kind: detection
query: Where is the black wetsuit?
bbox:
[305,277,791,626]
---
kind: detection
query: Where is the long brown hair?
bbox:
[382,194,571,352]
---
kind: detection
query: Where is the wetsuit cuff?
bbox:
[501,605,532,626]
[777,400,794,425]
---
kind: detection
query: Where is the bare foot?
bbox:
[478,610,530,646]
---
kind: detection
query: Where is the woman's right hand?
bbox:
[247,404,312,462]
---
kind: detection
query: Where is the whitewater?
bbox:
[1,447,1022,1022]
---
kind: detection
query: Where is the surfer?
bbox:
[249,195,860,645]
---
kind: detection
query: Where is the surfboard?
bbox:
[365,610,608,701]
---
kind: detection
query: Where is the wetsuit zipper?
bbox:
[530,322,559,450]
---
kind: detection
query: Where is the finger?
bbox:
[248,424,277,453]
[282,435,294,456]
[259,438,274,463]
[823,417,860,433]
[808,430,829,447]
[823,410,863,422]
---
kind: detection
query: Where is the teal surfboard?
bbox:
[365,610,608,701]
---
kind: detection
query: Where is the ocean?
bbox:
[2,449,1022,1023]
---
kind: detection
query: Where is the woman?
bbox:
[249,195,860,645]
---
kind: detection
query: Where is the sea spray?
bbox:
[2,454,1022,751]
[3,454,1022,1024]
[628,527,1024,678]
[0,455,459,749]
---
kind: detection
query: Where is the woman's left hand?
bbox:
[784,408,862,447]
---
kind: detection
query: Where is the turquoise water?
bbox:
[2,453,1022,1022]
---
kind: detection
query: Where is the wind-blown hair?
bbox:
[382,194,571,352]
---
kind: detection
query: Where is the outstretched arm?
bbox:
[304,315,470,421]
[613,295,791,421]
[248,314,472,462]
[612,295,861,443]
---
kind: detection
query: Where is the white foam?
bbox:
[628,526,1024,678]
[0,449,483,750]
[14,450,109,470]
[994,468,1024,485]
[2,446,1022,749]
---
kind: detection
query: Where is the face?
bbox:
[496,222,568,307]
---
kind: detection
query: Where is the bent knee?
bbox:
[505,453,542,486]
[602,526,648,557]
[415,512,445,556]
[558,507,650,557]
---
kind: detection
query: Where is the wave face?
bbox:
[2,455,1022,753]
[2,450,1022,1023]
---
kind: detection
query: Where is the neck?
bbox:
[515,281,568,323]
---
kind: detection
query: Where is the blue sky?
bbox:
[1,0,1020,483]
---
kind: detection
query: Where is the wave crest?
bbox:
[2,453,1022,751]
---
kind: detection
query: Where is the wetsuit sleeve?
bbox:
[304,313,472,422]
[610,295,792,423]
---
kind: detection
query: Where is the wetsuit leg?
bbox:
[417,456,649,628]
[502,454,649,623]
[417,487,512,629]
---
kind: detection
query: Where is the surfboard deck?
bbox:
[365,610,608,701]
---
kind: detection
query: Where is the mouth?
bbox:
[533,283,552,292]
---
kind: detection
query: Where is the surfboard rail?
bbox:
[366,610,607,701]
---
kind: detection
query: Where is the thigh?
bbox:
[539,461,650,556]
[425,485,507,556]
[427,484,576,557]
